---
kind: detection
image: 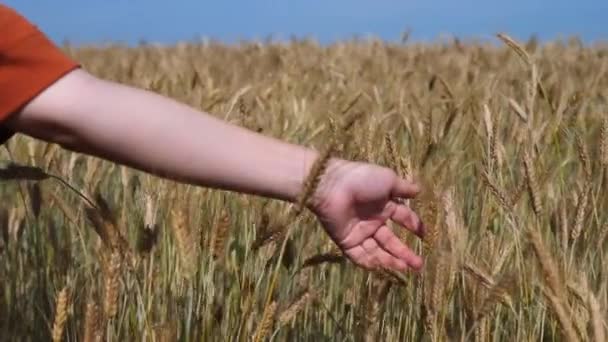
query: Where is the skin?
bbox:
[6,68,425,272]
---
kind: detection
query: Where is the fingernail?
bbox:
[411,256,424,271]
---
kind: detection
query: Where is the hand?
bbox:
[310,160,425,272]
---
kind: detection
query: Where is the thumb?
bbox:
[391,178,421,199]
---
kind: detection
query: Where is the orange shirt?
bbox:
[0,5,79,143]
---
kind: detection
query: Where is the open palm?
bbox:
[311,160,425,272]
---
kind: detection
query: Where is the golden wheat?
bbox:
[103,251,121,319]
[2,36,607,341]
[51,287,69,342]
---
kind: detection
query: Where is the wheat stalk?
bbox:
[83,299,100,342]
[559,203,569,251]
[170,208,199,277]
[481,170,512,212]
[85,192,135,267]
[464,261,495,289]
[476,272,517,321]
[253,301,277,342]
[588,290,606,342]
[301,249,345,269]
[385,133,401,176]
[528,228,579,341]
[209,208,230,260]
[575,132,591,179]
[507,98,529,123]
[497,33,532,65]
[523,151,543,218]
[571,183,589,241]
[51,286,69,342]
[365,280,392,342]
[103,251,121,319]
[259,109,361,331]
[601,117,608,168]
[278,289,316,327]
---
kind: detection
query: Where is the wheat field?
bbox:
[1,35,607,341]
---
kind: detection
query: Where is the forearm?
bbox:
[8,70,318,203]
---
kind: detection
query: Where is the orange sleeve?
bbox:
[0,5,80,143]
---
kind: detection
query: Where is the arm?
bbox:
[7,69,316,203]
[7,69,425,272]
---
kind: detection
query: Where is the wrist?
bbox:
[284,146,319,204]
[298,155,349,214]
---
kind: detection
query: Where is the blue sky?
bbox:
[4,1,607,45]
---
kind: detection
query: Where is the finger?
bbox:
[374,225,424,271]
[345,245,376,270]
[340,221,380,249]
[389,202,425,238]
[361,238,408,271]
[391,178,421,199]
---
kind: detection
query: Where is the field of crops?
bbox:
[1,35,607,341]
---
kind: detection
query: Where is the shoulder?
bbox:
[0,5,79,143]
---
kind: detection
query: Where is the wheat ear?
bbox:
[51,286,69,342]
[253,301,277,342]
